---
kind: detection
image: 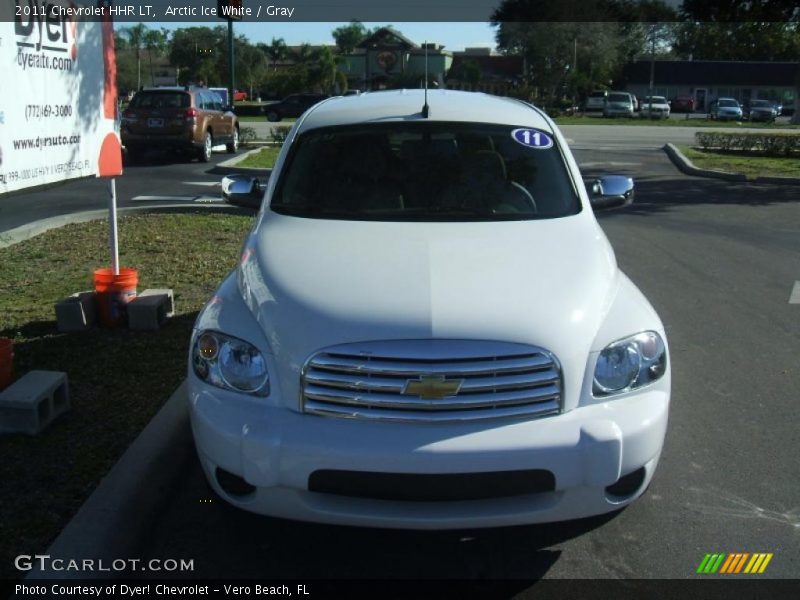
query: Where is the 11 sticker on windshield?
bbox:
[512,128,554,149]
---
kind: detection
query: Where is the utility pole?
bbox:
[648,23,656,116]
[228,19,235,103]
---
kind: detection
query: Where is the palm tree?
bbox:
[122,23,147,91]
[264,37,288,71]
[292,43,314,66]
[143,28,168,86]
[310,46,340,93]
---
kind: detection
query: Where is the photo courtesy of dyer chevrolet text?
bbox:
[16,584,309,596]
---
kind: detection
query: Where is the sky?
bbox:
[154,22,499,52]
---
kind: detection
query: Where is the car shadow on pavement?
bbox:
[138,451,623,581]
[587,175,800,221]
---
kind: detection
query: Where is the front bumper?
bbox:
[188,373,670,529]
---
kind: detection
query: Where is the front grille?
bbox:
[301,340,562,422]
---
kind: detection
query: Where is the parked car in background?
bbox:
[233,90,248,102]
[770,101,783,116]
[264,93,329,122]
[121,86,239,163]
[670,96,695,113]
[709,98,743,121]
[743,99,777,122]
[584,90,608,113]
[189,89,671,529]
[639,96,670,119]
[603,92,635,118]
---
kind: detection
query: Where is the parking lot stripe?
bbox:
[790,281,800,304]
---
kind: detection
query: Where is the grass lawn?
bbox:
[236,146,282,169]
[0,212,253,580]
[236,115,297,124]
[678,145,800,180]
[554,115,799,129]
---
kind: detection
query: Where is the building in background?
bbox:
[620,60,798,114]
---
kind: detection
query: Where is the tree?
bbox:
[260,37,288,71]
[308,46,340,93]
[332,20,369,54]
[292,43,315,66]
[453,59,482,89]
[237,42,267,99]
[143,28,169,86]
[491,0,679,103]
[169,27,220,85]
[114,33,137,92]
[121,23,147,90]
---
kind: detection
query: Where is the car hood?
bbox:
[238,213,619,405]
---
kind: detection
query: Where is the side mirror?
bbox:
[221,175,263,208]
[587,175,634,210]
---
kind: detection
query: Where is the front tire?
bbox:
[266,111,280,122]
[199,131,212,163]
[226,127,239,154]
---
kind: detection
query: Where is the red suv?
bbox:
[121,87,240,162]
[670,96,695,113]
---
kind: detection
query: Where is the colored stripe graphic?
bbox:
[699,553,773,575]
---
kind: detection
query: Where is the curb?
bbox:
[663,143,746,182]
[663,143,800,185]
[27,381,193,580]
[0,203,249,249]
[210,146,274,177]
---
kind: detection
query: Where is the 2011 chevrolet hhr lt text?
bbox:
[188,90,670,529]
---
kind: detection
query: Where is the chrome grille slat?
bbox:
[304,399,562,422]
[308,354,552,376]
[304,384,560,410]
[301,341,563,423]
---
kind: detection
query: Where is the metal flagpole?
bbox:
[108,178,119,276]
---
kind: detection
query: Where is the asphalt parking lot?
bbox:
[124,146,798,580]
[4,128,798,582]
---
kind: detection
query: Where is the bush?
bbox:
[270,125,292,145]
[238,126,257,146]
[695,131,800,156]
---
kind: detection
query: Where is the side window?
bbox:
[196,92,207,111]
[209,93,223,111]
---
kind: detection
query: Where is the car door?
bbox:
[207,92,231,141]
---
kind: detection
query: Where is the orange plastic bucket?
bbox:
[0,337,13,391]
[94,267,138,327]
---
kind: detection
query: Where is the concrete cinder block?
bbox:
[0,370,69,435]
[128,294,171,331]
[139,288,175,318]
[55,291,96,332]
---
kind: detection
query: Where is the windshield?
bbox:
[751,100,770,107]
[129,92,190,109]
[608,93,630,103]
[270,122,581,221]
[719,99,738,107]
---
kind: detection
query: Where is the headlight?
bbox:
[593,331,666,396]
[192,331,269,396]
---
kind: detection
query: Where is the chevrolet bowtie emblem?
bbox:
[403,375,464,399]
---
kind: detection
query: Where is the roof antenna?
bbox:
[422,40,430,118]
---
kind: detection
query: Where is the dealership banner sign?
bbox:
[0,0,122,195]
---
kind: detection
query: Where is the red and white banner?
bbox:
[0,0,122,195]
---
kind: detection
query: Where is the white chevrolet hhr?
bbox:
[189,90,670,528]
